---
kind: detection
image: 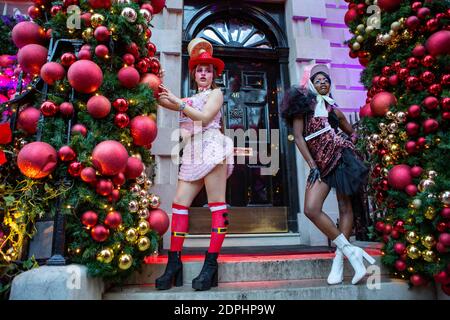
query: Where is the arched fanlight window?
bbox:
[196,18,272,49]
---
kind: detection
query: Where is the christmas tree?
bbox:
[345,0,449,294]
[0,0,169,284]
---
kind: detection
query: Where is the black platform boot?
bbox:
[155,251,183,290]
[192,251,219,291]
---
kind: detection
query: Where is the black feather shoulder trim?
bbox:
[280,85,315,126]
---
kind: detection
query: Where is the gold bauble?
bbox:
[367,144,377,153]
[389,29,396,37]
[118,253,133,270]
[129,200,139,213]
[383,139,391,148]
[422,250,436,262]
[407,266,415,273]
[390,143,400,153]
[352,42,361,51]
[144,179,153,189]
[439,191,450,206]
[365,25,375,33]
[130,184,141,195]
[96,248,114,264]
[399,132,408,141]
[395,112,407,123]
[137,219,150,235]
[382,154,393,166]
[421,235,436,249]
[125,228,138,243]
[370,134,381,145]
[427,170,438,179]
[391,21,401,31]
[388,122,398,133]
[406,245,421,259]
[82,28,93,41]
[406,217,415,225]
[386,111,395,120]
[138,208,150,219]
[113,242,122,252]
[406,231,419,244]
[424,207,436,220]
[381,168,389,177]
[136,172,147,185]
[137,236,151,251]
[139,190,148,198]
[288,134,294,142]
[387,134,396,141]
[411,199,422,209]
[139,197,150,208]
[434,137,441,144]
[418,179,435,192]
[90,13,105,28]
[356,35,365,43]
[356,24,365,33]
[378,122,387,132]
[6,247,18,260]
[149,194,161,209]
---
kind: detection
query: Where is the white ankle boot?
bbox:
[327,248,344,285]
[332,233,375,285]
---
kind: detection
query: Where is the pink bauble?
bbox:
[437,242,448,253]
[77,50,92,60]
[406,16,420,31]
[426,30,450,56]
[92,140,128,176]
[80,167,97,183]
[408,105,421,118]
[370,92,397,117]
[91,225,109,242]
[410,274,426,286]
[112,172,126,186]
[359,103,373,118]
[150,0,165,14]
[95,179,113,196]
[406,122,420,136]
[130,116,158,148]
[387,164,412,190]
[87,95,111,119]
[124,156,144,179]
[11,21,45,48]
[423,96,439,110]
[423,118,439,134]
[94,26,110,42]
[88,0,111,9]
[405,141,417,154]
[59,102,74,117]
[377,0,402,12]
[94,44,109,58]
[441,208,450,219]
[393,242,406,255]
[395,260,407,271]
[104,211,122,229]
[17,44,48,75]
[67,60,103,94]
[81,12,92,27]
[17,142,57,179]
[72,124,87,137]
[17,107,40,135]
[147,208,169,236]
[118,66,140,89]
[58,145,76,162]
[122,53,135,65]
[412,44,427,57]
[140,73,161,98]
[81,211,98,228]
[40,62,66,85]
[405,184,418,197]
[0,54,15,68]
[439,233,450,247]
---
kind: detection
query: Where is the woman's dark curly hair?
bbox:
[280,85,316,126]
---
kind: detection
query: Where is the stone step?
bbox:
[105,277,437,300]
[125,250,387,285]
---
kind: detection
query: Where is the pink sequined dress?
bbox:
[178,89,234,182]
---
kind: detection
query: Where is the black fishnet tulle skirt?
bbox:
[322,148,368,196]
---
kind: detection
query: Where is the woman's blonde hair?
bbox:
[190,64,219,91]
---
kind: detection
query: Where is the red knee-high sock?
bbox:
[208,202,229,253]
[170,203,189,252]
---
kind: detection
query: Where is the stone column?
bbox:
[150,0,183,249]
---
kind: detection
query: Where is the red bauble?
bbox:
[408,104,421,118]
[67,60,103,94]
[122,53,135,66]
[80,167,96,183]
[443,112,450,120]
[146,42,157,57]
[124,157,144,180]
[441,208,450,219]
[417,137,426,147]
[72,124,87,137]
[375,221,385,233]
[77,50,92,61]
[422,55,436,67]
[150,0,165,14]
[17,44,48,75]
[442,74,450,86]
[40,62,65,85]
[126,42,139,58]
[391,230,400,239]
[441,98,450,111]
[11,21,44,49]
[406,16,420,31]
[417,7,430,19]
[439,233,450,246]
[59,102,74,117]
[147,208,169,236]
[112,172,126,186]
[405,141,418,154]
[91,225,110,242]
[392,61,402,71]
[381,66,391,76]
[406,76,420,89]
[426,18,439,32]
[423,118,439,134]
[344,8,358,26]
[130,115,158,148]
[112,98,128,112]
[110,189,120,202]
[388,75,399,86]
[370,92,397,117]
[420,71,436,85]
[394,220,405,233]
[140,73,161,98]
[92,140,129,176]
[398,68,410,80]
[378,76,388,88]
[426,30,450,55]
[58,146,76,162]
[411,1,422,11]
[434,271,450,284]
[406,122,420,136]
[104,211,122,229]
[405,184,418,196]
[141,3,154,15]
[437,242,448,253]
[359,103,373,118]
[136,59,149,73]
[96,179,113,196]
[423,96,439,110]
[395,260,407,271]
[114,113,130,128]
[88,0,111,9]
[384,224,392,234]
[394,242,406,255]
[81,211,98,228]
[406,57,420,69]
[387,164,412,190]
[87,95,111,119]
[40,101,59,117]
[68,161,83,177]
[18,142,57,179]
[428,84,442,96]
[377,0,402,12]
[118,66,140,89]
[28,5,41,19]
[50,5,62,16]
[94,26,110,42]
[17,107,40,135]
[95,44,109,59]
[412,44,426,57]
[410,274,426,287]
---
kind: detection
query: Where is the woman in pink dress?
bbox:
[155,38,234,291]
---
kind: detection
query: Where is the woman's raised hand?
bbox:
[158,84,182,106]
